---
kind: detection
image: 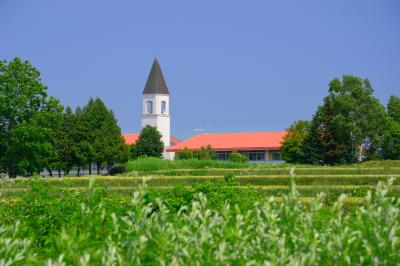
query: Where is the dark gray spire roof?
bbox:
[143,58,169,94]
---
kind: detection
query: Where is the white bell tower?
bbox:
[141,58,173,159]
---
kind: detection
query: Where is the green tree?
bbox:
[380,119,400,160]
[387,95,400,123]
[41,98,64,177]
[71,106,91,176]
[280,120,311,163]
[369,114,400,160]
[0,58,63,177]
[302,75,386,165]
[328,75,386,161]
[80,97,129,174]
[131,125,164,158]
[302,98,347,165]
[50,106,79,177]
[98,110,129,174]
[81,98,105,174]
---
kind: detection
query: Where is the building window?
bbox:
[271,151,281,161]
[146,101,153,113]
[216,152,230,161]
[241,151,265,161]
[161,101,166,113]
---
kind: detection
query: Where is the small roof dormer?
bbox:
[143,58,169,95]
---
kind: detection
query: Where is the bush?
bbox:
[229,152,248,163]
[124,157,252,173]
[197,145,217,160]
[109,165,126,176]
[175,148,197,160]
[176,145,217,160]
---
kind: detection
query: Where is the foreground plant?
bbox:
[1,178,399,265]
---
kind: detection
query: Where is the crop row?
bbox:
[1,183,399,199]
[138,167,400,176]
[1,175,400,188]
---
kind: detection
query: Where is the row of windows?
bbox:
[146,100,167,114]
[271,151,281,161]
[217,152,230,161]
[215,151,281,162]
[241,151,266,161]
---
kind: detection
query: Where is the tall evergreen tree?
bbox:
[100,110,129,174]
[50,106,78,176]
[302,99,347,165]
[81,97,128,174]
[81,98,102,174]
[42,98,64,177]
[72,106,91,176]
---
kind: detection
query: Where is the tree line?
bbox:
[281,75,400,165]
[0,58,129,177]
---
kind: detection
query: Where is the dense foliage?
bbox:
[282,75,400,165]
[0,58,63,177]
[131,125,164,159]
[228,151,248,163]
[124,157,251,173]
[388,95,400,123]
[280,120,311,163]
[175,145,217,160]
[0,58,129,177]
[0,177,399,265]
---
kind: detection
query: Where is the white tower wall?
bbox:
[141,93,173,159]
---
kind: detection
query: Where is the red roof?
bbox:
[122,133,140,145]
[169,135,182,146]
[166,132,287,152]
[122,133,181,146]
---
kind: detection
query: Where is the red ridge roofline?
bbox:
[122,133,181,146]
[167,146,281,152]
[166,132,287,152]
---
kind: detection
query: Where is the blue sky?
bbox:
[1,0,399,139]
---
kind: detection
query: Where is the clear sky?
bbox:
[1,0,399,139]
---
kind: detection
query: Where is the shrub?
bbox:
[197,145,217,160]
[229,151,248,163]
[124,157,172,172]
[175,148,197,160]
[124,157,251,173]
[175,146,217,161]
[109,165,126,176]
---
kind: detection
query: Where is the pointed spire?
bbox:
[143,58,169,94]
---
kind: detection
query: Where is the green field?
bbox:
[2,162,400,201]
[1,160,400,265]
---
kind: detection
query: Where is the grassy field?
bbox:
[1,158,400,264]
[2,158,400,201]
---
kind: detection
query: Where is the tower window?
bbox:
[146,101,153,113]
[161,101,167,113]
